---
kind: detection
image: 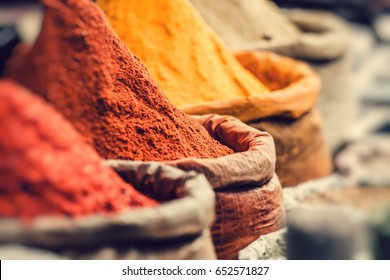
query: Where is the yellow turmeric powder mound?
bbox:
[97,0,269,108]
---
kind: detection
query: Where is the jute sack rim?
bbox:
[165,114,276,190]
[180,52,320,123]
[0,162,215,248]
[281,9,351,61]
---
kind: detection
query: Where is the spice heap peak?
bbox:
[6,0,233,161]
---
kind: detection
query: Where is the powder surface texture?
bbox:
[6,0,232,161]
[0,81,157,221]
[97,0,269,108]
[189,0,301,52]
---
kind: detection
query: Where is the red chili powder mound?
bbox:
[0,80,158,220]
[6,0,233,161]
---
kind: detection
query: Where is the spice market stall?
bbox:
[2,0,286,260]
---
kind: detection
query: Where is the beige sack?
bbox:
[189,0,301,52]
[279,10,357,151]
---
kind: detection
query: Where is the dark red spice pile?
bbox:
[6,0,233,161]
[0,81,158,220]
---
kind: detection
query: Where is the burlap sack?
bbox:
[279,9,357,151]
[167,114,277,189]
[280,9,350,61]
[235,52,332,187]
[164,114,286,260]
[182,52,320,123]
[249,109,332,187]
[0,162,216,260]
[182,53,332,188]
